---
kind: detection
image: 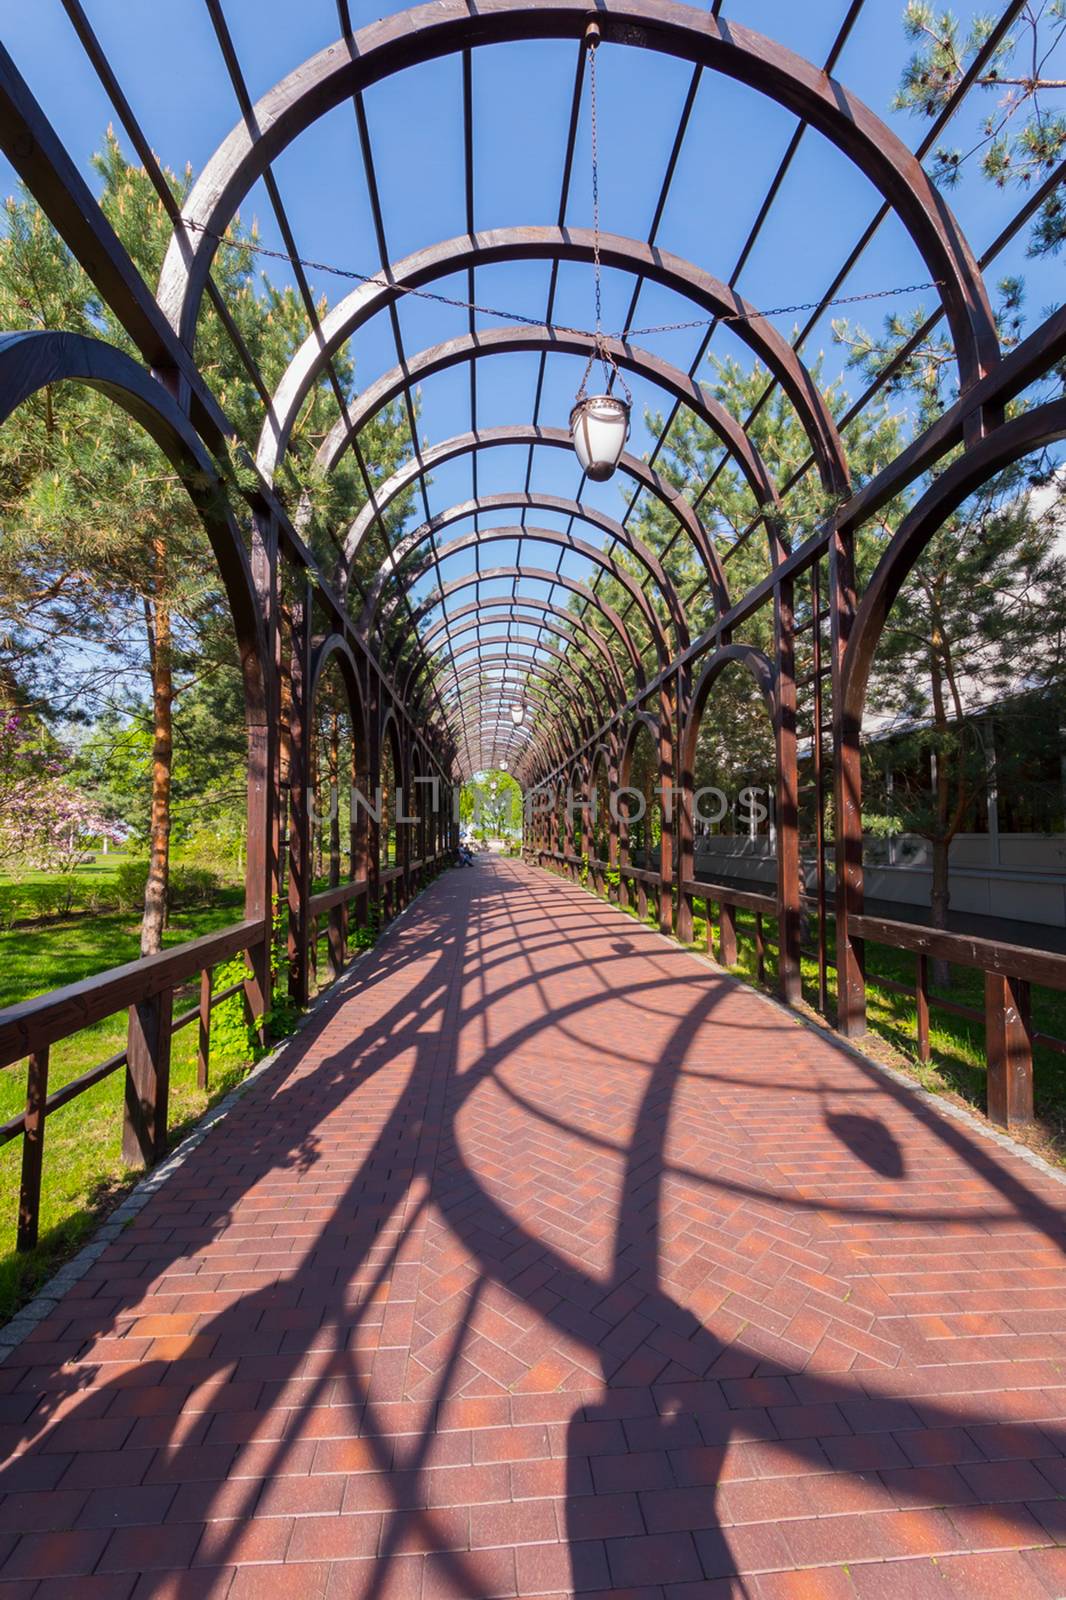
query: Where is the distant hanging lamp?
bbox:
[510,700,526,728]
[569,21,631,483]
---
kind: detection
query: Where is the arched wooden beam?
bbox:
[402,565,647,691]
[681,644,777,781]
[370,525,671,669]
[417,637,613,738]
[620,712,661,790]
[341,425,728,610]
[361,493,689,652]
[257,228,847,496]
[0,331,264,712]
[318,327,782,553]
[842,398,1066,736]
[159,0,998,399]
[404,598,628,710]
[410,624,620,733]
[442,667,591,764]
[441,651,600,747]
[308,632,368,757]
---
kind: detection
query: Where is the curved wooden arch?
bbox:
[400,567,647,717]
[160,0,997,397]
[391,559,655,691]
[422,643,612,748]
[308,632,368,755]
[341,425,727,609]
[681,643,777,786]
[413,633,617,731]
[363,494,689,651]
[443,662,592,749]
[0,332,265,718]
[443,669,590,764]
[411,626,622,761]
[676,642,779,941]
[619,712,661,791]
[258,228,847,495]
[318,327,781,549]
[404,599,628,709]
[842,398,1066,735]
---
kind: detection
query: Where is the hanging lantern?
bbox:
[569,393,630,482]
[510,701,526,727]
[568,22,632,484]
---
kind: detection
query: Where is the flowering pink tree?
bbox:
[0,713,119,872]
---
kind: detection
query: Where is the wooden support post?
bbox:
[755,914,766,985]
[197,965,212,1090]
[123,987,173,1167]
[916,954,930,1063]
[774,575,801,1003]
[985,971,1033,1128]
[705,902,715,956]
[287,584,312,1007]
[658,684,675,936]
[718,901,738,968]
[830,524,866,1035]
[18,1047,49,1252]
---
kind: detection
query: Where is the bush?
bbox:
[0,876,101,927]
[114,860,221,914]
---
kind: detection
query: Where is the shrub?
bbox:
[114,860,221,914]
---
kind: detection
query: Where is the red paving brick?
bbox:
[3,858,1066,1596]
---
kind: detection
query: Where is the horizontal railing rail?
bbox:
[0,916,266,1068]
[0,914,269,1254]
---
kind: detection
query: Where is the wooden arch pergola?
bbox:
[0,0,1062,1245]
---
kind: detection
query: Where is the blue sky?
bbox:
[2,1,1063,759]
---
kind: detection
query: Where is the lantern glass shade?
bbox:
[510,701,526,727]
[569,394,630,482]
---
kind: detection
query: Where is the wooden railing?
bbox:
[0,916,268,1252]
[0,845,456,1258]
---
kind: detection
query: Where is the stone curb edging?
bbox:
[0,867,448,1361]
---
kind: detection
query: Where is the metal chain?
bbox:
[575,28,633,406]
[589,32,602,339]
[182,218,944,346]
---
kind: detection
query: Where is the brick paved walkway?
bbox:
[3,859,1066,1598]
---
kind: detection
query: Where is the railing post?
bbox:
[718,901,737,968]
[328,904,344,982]
[123,987,173,1167]
[18,1047,50,1252]
[916,953,930,1063]
[985,970,1033,1128]
[197,965,212,1090]
[755,913,766,985]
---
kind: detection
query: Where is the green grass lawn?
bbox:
[0,880,256,1322]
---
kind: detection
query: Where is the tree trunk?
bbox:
[930,834,951,987]
[928,639,952,988]
[141,560,173,958]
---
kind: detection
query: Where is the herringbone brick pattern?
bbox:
[2,858,1066,1597]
